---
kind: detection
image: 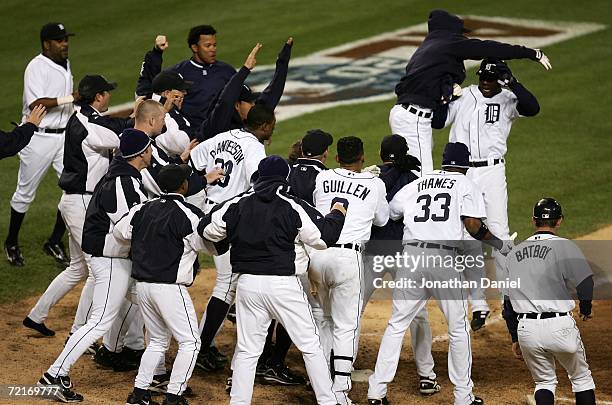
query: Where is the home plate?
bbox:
[352,369,373,382]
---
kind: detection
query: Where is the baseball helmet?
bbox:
[533,198,563,220]
[477,58,506,79]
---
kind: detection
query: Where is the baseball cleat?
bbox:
[419,376,441,395]
[225,375,232,394]
[126,389,160,405]
[150,373,170,394]
[368,397,390,405]
[470,311,490,331]
[262,363,307,385]
[87,341,100,355]
[23,316,55,336]
[208,345,228,363]
[121,346,145,367]
[195,348,226,371]
[162,393,188,405]
[43,240,69,267]
[5,242,24,266]
[471,396,484,404]
[38,372,83,403]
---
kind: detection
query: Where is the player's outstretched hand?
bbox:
[512,342,523,360]
[204,167,225,184]
[155,35,168,51]
[534,49,552,70]
[26,104,47,127]
[180,139,199,163]
[287,37,294,46]
[362,165,381,177]
[244,43,263,70]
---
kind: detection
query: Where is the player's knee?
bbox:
[570,371,595,393]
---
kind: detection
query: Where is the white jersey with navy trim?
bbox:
[506,233,593,314]
[447,85,519,160]
[313,168,389,244]
[189,128,266,203]
[22,54,73,129]
[389,170,486,244]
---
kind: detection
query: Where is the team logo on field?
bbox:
[246,16,604,121]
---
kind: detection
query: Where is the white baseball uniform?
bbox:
[190,128,266,309]
[310,168,389,404]
[368,170,486,405]
[506,233,595,396]
[447,85,519,303]
[389,104,434,176]
[11,54,73,213]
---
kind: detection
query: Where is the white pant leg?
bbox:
[518,318,558,394]
[389,104,433,176]
[552,317,595,393]
[10,132,64,213]
[71,272,95,333]
[47,257,132,377]
[124,304,145,350]
[28,194,91,324]
[161,285,201,395]
[230,276,274,405]
[211,250,238,304]
[103,298,138,352]
[311,248,363,404]
[468,164,510,295]
[460,238,490,313]
[368,267,429,400]
[429,259,475,405]
[135,282,171,391]
[268,276,336,405]
[305,263,333,366]
[410,307,436,379]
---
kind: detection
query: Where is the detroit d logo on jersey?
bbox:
[485,103,500,123]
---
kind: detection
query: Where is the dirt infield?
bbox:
[2,228,611,404]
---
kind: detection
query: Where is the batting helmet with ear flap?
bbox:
[533,198,563,220]
[477,58,507,78]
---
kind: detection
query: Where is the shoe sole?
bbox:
[261,376,303,386]
[419,386,441,396]
[23,322,55,336]
[36,382,83,403]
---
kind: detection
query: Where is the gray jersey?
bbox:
[506,232,593,313]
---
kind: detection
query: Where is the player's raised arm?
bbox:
[135,35,167,97]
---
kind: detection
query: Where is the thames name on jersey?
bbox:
[321,179,372,201]
[373,276,521,290]
[208,139,245,164]
[416,177,456,192]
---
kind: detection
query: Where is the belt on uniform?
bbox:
[518,312,569,320]
[330,243,362,252]
[399,104,432,119]
[469,158,505,167]
[39,127,66,134]
[405,241,458,252]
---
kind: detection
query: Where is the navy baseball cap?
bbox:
[40,23,75,41]
[78,75,117,98]
[380,134,408,162]
[239,84,260,103]
[441,142,470,168]
[302,129,333,157]
[477,58,504,80]
[152,71,193,93]
[158,164,192,193]
[120,129,151,158]
[258,155,290,179]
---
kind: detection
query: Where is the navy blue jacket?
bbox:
[0,123,37,159]
[396,10,539,109]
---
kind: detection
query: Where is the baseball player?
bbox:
[37,129,152,403]
[362,135,441,396]
[391,9,551,176]
[440,58,540,330]
[189,105,275,371]
[148,70,195,156]
[136,26,236,127]
[198,38,292,141]
[199,155,347,405]
[504,198,596,405]
[310,136,389,405]
[23,75,135,339]
[5,22,80,267]
[0,105,46,159]
[116,164,222,405]
[367,142,512,405]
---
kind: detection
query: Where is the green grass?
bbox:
[1,0,610,303]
